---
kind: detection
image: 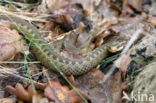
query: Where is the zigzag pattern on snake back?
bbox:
[0,15,116,75]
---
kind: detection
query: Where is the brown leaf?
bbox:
[69,0,100,13]
[111,15,147,40]
[75,68,127,103]
[4,82,48,102]
[36,0,68,13]
[32,93,49,103]
[51,3,91,32]
[147,16,156,26]
[127,0,143,12]
[134,29,156,57]
[0,98,16,103]
[115,52,132,79]
[44,77,90,103]
[111,71,128,103]
[5,83,35,102]
[0,20,22,61]
[75,69,110,103]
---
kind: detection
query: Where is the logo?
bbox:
[122,91,155,102]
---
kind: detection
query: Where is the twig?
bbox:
[0,68,38,84]
[0,6,46,22]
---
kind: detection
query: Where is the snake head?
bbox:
[108,41,127,53]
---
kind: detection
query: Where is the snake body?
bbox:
[0,15,113,75]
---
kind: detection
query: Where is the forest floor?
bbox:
[0,0,156,103]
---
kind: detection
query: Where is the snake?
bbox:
[0,15,124,75]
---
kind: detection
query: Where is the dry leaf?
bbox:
[5,83,35,102]
[134,29,156,57]
[5,82,47,102]
[37,0,68,13]
[111,15,148,40]
[0,20,22,61]
[0,98,16,103]
[115,52,132,79]
[147,16,156,26]
[69,0,101,13]
[75,68,128,103]
[51,3,92,32]
[127,0,143,12]
[32,93,49,103]
[111,71,128,103]
[44,77,90,103]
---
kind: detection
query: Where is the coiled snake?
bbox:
[0,15,124,75]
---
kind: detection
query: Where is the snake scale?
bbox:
[0,15,118,75]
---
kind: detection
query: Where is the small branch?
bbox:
[0,68,38,84]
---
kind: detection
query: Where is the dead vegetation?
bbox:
[0,0,156,103]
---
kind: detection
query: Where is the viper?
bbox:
[0,15,125,75]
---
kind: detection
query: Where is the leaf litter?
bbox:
[0,0,156,103]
